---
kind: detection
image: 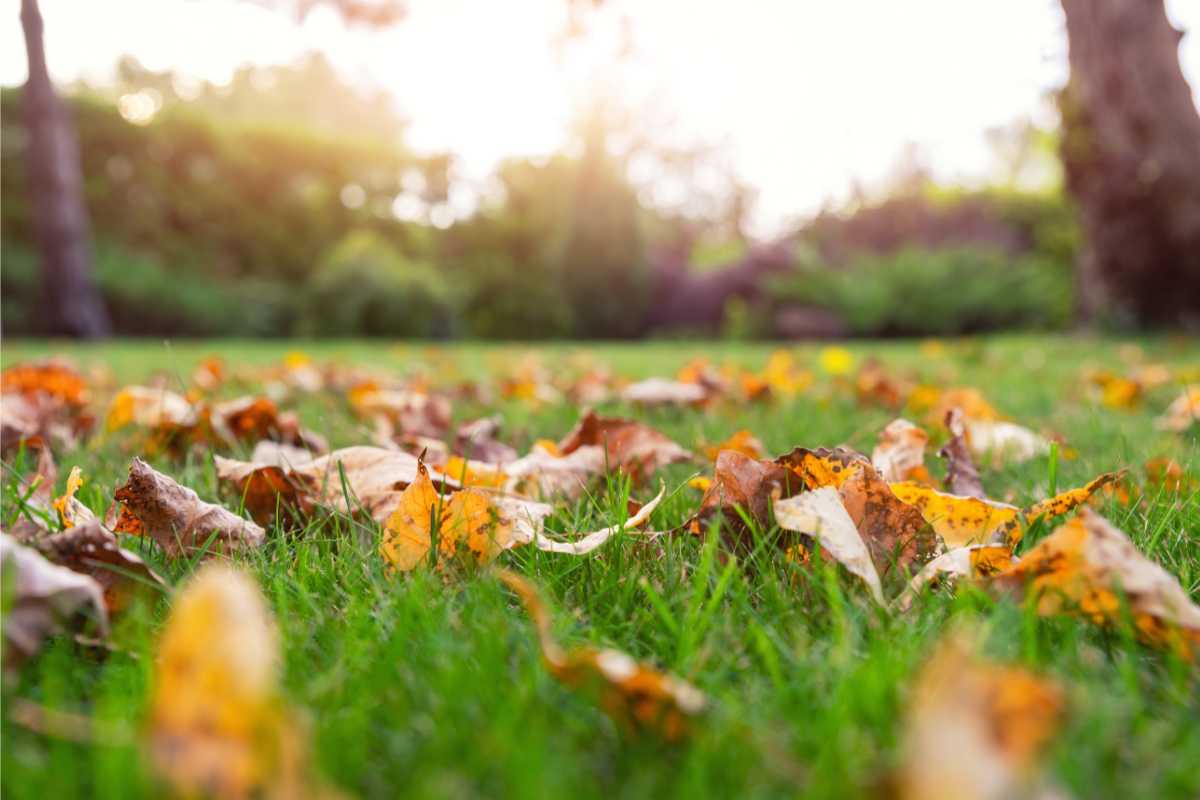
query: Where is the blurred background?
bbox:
[3,0,1199,340]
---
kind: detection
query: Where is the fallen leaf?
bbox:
[689,450,797,538]
[1,359,89,407]
[348,383,451,439]
[774,486,885,604]
[939,408,985,498]
[498,570,706,741]
[1155,385,1200,432]
[1023,471,1125,526]
[557,410,693,483]
[836,463,940,581]
[51,466,85,527]
[453,416,518,464]
[872,419,933,484]
[818,346,855,376]
[106,386,196,431]
[896,545,1014,611]
[34,521,166,614]
[888,483,1020,549]
[965,419,1049,467]
[1,532,108,663]
[702,429,766,462]
[854,359,908,409]
[149,564,327,799]
[215,445,457,525]
[502,443,607,501]
[114,458,265,557]
[620,378,709,407]
[380,462,508,571]
[210,396,325,452]
[892,631,1063,800]
[990,510,1200,657]
[776,446,871,490]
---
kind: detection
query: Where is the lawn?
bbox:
[2,335,1198,799]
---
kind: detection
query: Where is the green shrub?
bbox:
[298,231,458,338]
[770,247,1073,336]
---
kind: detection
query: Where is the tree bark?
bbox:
[20,0,110,337]
[1059,0,1200,326]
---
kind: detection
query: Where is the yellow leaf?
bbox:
[379,463,508,571]
[150,564,319,799]
[51,466,84,528]
[889,482,1020,548]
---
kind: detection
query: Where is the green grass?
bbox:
[2,335,1199,799]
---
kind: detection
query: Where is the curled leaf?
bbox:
[774,486,885,604]
[939,408,985,498]
[872,419,933,484]
[558,410,693,483]
[498,570,706,741]
[1155,384,1200,432]
[114,458,265,557]
[889,483,1020,549]
[35,521,166,614]
[620,377,710,407]
[0,532,108,663]
[991,510,1200,657]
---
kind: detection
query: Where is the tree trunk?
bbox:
[20,0,110,337]
[1059,0,1200,326]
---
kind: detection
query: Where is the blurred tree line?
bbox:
[6,0,1198,339]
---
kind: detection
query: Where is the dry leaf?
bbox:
[890,471,1122,549]
[558,410,693,483]
[1155,385,1200,432]
[1,532,108,663]
[215,446,457,525]
[776,446,871,490]
[889,483,1021,549]
[453,416,518,464]
[939,408,985,498]
[702,429,766,462]
[896,545,1014,611]
[114,458,265,557]
[872,419,934,484]
[35,521,166,614]
[774,486,885,604]
[502,443,607,501]
[620,378,709,407]
[991,510,1200,657]
[498,570,706,741]
[210,396,326,452]
[380,462,508,571]
[348,383,451,439]
[836,463,940,581]
[106,385,197,431]
[150,564,327,799]
[892,631,1063,800]
[688,450,797,538]
[1,359,89,406]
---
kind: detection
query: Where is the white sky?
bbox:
[3,0,1199,235]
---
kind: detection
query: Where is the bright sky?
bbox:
[4,0,1199,235]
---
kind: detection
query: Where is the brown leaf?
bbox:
[210,396,326,452]
[775,446,871,490]
[893,631,1063,800]
[453,416,518,464]
[35,521,166,614]
[1,532,109,663]
[114,458,265,557]
[619,377,710,407]
[498,570,706,741]
[502,443,607,501]
[557,410,693,483]
[215,445,459,525]
[348,383,451,439]
[836,463,940,580]
[689,450,797,537]
[872,419,934,484]
[939,408,985,499]
[990,510,1200,657]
